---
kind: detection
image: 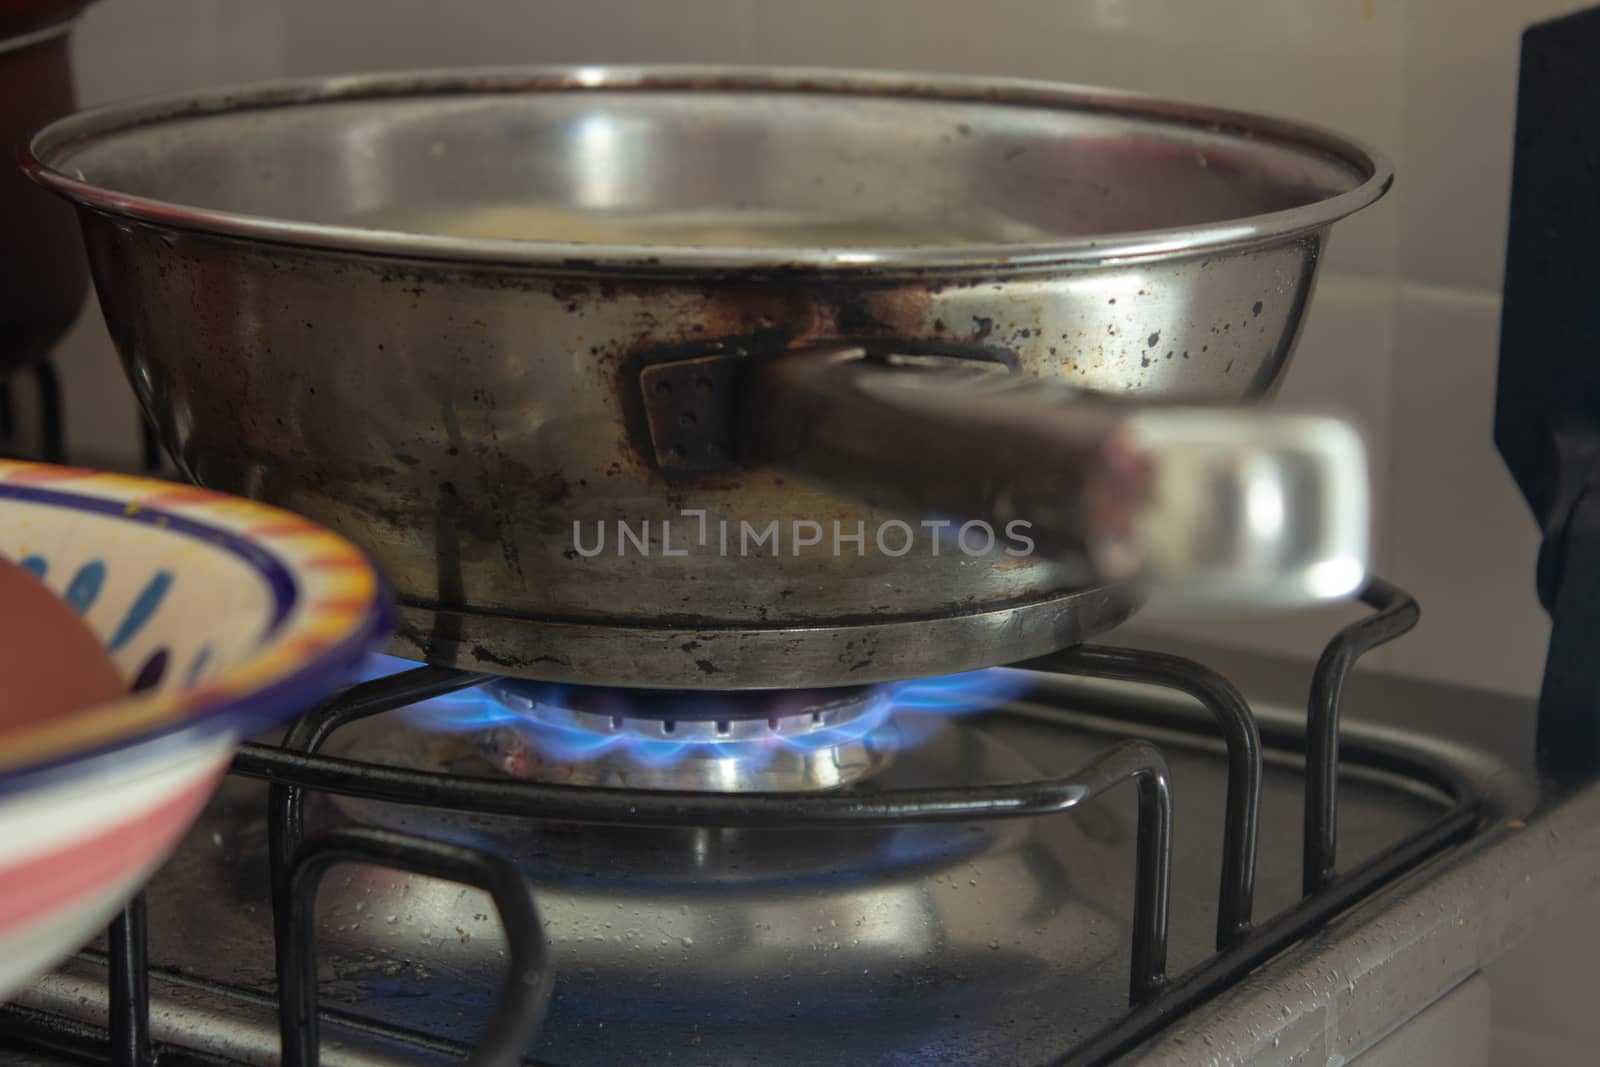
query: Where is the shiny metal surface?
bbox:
[11,671,1490,1067]
[475,682,895,791]
[391,583,1138,688]
[25,68,1390,685]
[1129,410,1369,608]
[753,350,1370,608]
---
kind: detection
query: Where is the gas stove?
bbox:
[1,578,1546,1066]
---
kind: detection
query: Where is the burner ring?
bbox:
[487,681,880,724]
[478,681,895,791]
[510,702,882,742]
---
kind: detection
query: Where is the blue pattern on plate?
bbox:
[1,484,296,636]
[0,469,389,803]
[64,560,106,614]
[130,648,169,693]
[109,570,174,652]
[186,644,213,685]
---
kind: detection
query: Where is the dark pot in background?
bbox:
[1,2,89,377]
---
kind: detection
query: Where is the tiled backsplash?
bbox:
[47,0,1582,696]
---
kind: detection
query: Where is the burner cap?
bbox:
[480,682,895,791]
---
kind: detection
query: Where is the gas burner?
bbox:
[357,656,1032,794]
[480,682,895,791]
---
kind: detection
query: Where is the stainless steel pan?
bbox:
[22,67,1390,688]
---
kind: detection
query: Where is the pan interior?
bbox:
[40,80,1373,255]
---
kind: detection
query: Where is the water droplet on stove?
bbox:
[211,832,223,848]
[680,936,694,947]
[989,940,999,950]
[386,914,398,924]
[353,901,365,913]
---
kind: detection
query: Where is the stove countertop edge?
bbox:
[1120,774,1600,1065]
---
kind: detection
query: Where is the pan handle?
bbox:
[740,346,1368,609]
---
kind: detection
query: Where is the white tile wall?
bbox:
[51,0,1588,698]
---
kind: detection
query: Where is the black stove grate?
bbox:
[0,357,66,465]
[2,578,1485,1067]
[0,354,165,471]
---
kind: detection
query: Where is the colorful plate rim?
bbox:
[0,460,392,796]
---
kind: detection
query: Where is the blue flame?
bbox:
[358,654,1031,768]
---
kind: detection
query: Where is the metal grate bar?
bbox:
[245,733,1175,1008]
[1023,645,1261,950]
[1055,798,1479,1067]
[266,665,491,989]
[32,360,63,465]
[279,827,551,1067]
[105,896,150,1067]
[1302,578,1421,896]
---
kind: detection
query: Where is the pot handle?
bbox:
[740,346,1368,609]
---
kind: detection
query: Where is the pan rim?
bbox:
[21,64,1393,276]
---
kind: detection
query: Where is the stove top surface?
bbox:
[12,656,1510,1067]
